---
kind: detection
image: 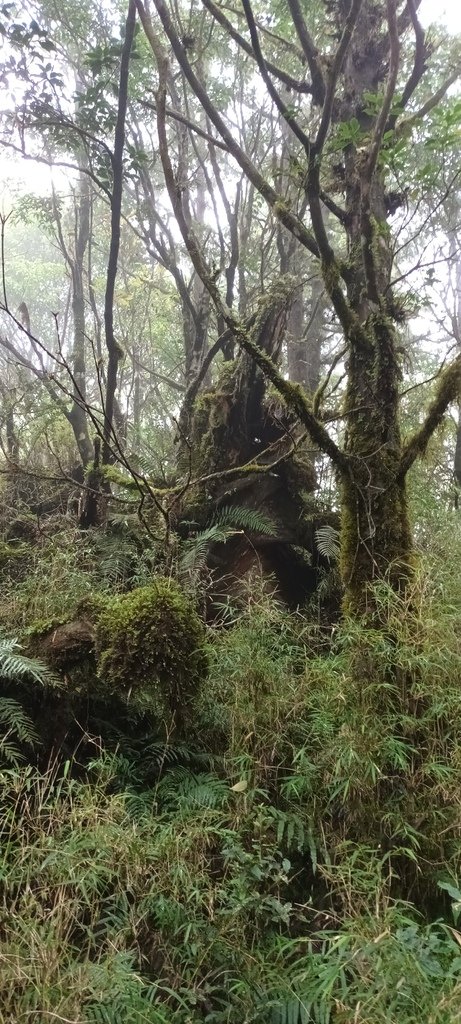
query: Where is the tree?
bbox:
[136,0,461,614]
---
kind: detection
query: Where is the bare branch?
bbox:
[365,0,400,184]
[314,0,363,156]
[139,0,320,258]
[200,0,313,94]
[396,70,461,134]
[398,0,428,110]
[103,0,137,462]
[140,97,229,151]
[286,0,325,104]
[241,0,311,154]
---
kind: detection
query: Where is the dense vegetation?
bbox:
[1,0,461,1021]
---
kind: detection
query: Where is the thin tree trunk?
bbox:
[103,0,136,463]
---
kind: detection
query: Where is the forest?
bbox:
[1,0,461,1020]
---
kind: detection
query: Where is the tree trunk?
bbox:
[340,322,412,613]
[334,9,412,613]
[453,254,461,504]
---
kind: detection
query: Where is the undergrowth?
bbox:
[1,750,461,1023]
[1,513,461,1021]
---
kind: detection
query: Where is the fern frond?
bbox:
[0,697,39,763]
[179,505,276,575]
[179,525,235,573]
[0,733,23,765]
[315,524,340,562]
[157,769,229,811]
[0,635,61,688]
[99,549,133,587]
[213,504,276,535]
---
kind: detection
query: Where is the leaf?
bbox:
[437,881,461,902]
[230,779,248,792]
[315,525,340,562]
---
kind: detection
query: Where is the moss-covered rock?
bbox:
[95,578,208,722]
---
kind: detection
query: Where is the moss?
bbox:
[337,310,416,616]
[25,614,70,640]
[321,257,341,294]
[100,466,140,492]
[400,355,461,478]
[273,199,291,216]
[285,449,317,494]
[186,384,234,481]
[100,465,170,498]
[95,578,208,723]
[217,358,238,388]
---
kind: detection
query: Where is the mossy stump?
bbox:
[95,578,208,728]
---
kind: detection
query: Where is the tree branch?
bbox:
[365,0,400,185]
[286,0,325,104]
[241,0,311,154]
[398,354,461,479]
[200,0,313,94]
[396,70,461,135]
[398,0,428,111]
[314,0,363,156]
[139,0,320,258]
[140,97,229,151]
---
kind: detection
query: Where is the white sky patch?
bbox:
[420,0,461,32]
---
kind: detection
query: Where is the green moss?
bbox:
[25,614,69,640]
[186,384,234,481]
[337,311,416,616]
[400,355,461,477]
[321,257,341,294]
[217,358,238,388]
[95,578,208,723]
[273,199,291,216]
[100,465,170,498]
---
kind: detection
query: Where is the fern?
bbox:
[266,807,316,865]
[179,504,276,574]
[179,523,235,573]
[315,524,340,562]
[0,635,61,688]
[0,697,39,763]
[156,768,229,811]
[0,635,60,764]
[212,504,276,535]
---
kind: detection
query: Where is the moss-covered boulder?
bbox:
[95,578,208,722]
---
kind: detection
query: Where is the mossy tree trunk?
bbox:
[335,8,413,613]
[453,254,461,506]
[339,316,412,614]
